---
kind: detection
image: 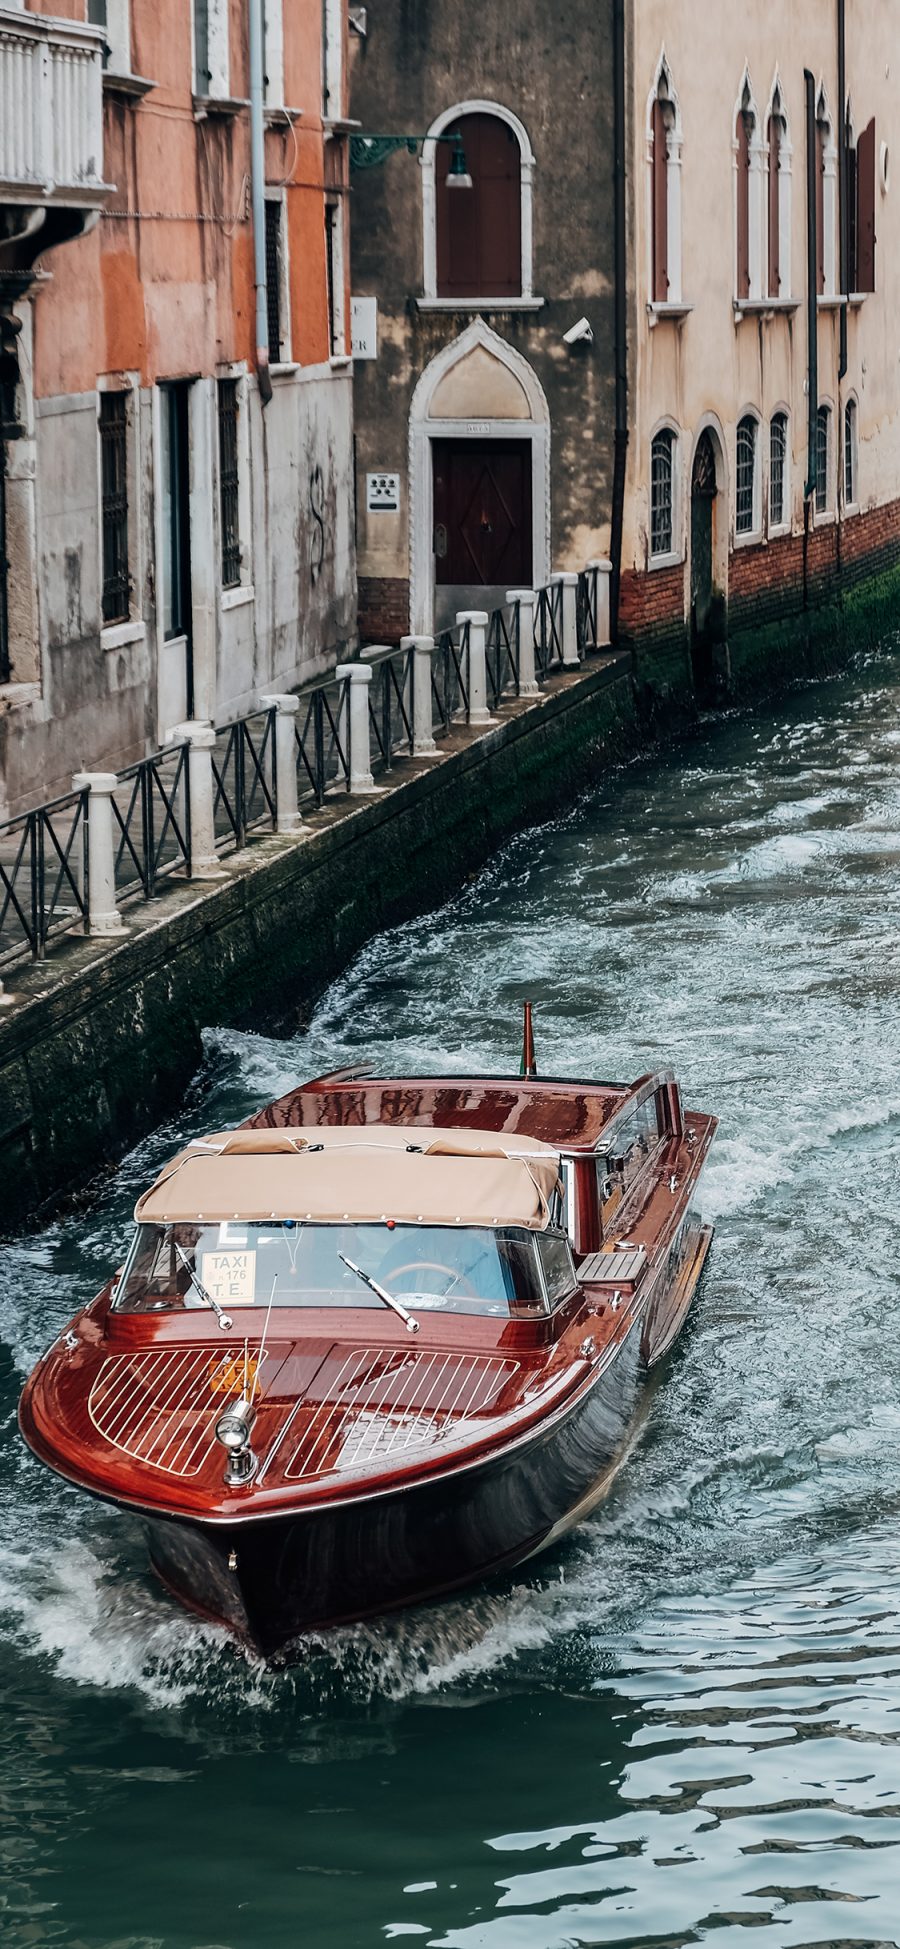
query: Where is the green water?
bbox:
[5,645,900,1948]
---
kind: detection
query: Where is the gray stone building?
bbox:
[349,0,620,642]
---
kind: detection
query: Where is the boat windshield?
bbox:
[114,1220,569,1319]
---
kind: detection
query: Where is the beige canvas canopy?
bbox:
[135,1124,562,1231]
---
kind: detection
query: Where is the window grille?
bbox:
[769,412,787,527]
[217,379,241,588]
[0,433,8,684]
[735,415,757,534]
[844,399,857,505]
[815,405,830,513]
[650,428,674,557]
[325,203,338,357]
[265,200,282,364]
[99,391,130,626]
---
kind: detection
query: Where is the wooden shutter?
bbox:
[436,115,521,300]
[736,112,751,300]
[767,116,780,297]
[651,98,668,302]
[857,116,876,292]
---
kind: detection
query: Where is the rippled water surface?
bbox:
[5,647,900,1948]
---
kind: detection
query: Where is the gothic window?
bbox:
[649,59,682,304]
[816,90,837,296]
[735,75,763,302]
[769,411,788,529]
[735,414,758,535]
[846,110,876,294]
[650,427,675,557]
[844,398,858,505]
[435,112,523,300]
[766,86,790,298]
[815,403,832,513]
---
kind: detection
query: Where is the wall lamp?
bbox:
[350,130,473,187]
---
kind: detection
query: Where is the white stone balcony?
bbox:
[0,6,110,210]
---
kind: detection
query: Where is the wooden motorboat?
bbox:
[19,1045,716,1656]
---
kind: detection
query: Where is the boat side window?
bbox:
[597,1096,661,1227]
[538,1230,578,1308]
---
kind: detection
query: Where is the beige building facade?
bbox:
[621,1,899,700]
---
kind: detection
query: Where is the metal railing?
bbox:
[211,710,277,853]
[0,787,88,969]
[0,562,612,978]
[113,745,190,902]
[364,645,414,776]
[294,674,350,806]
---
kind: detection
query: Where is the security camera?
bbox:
[562,316,594,345]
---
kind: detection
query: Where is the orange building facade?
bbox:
[0,0,356,816]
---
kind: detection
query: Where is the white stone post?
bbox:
[586,558,613,648]
[402,634,439,757]
[457,609,492,725]
[167,720,224,878]
[259,693,302,834]
[506,589,539,695]
[550,571,580,666]
[71,771,125,936]
[335,662,377,793]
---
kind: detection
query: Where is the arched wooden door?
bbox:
[690,431,718,700]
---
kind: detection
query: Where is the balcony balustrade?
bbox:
[0,7,109,210]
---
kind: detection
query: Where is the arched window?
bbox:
[766,83,790,298]
[735,74,763,302]
[735,414,759,534]
[769,411,789,528]
[648,56,682,304]
[816,88,837,296]
[815,403,832,512]
[434,111,524,300]
[650,426,676,557]
[844,398,858,505]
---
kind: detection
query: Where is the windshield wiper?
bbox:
[174,1241,233,1332]
[338,1252,420,1334]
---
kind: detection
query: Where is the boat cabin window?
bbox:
[597,1095,661,1225]
[115,1220,554,1319]
[538,1231,578,1307]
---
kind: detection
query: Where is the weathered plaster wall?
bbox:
[0,655,637,1231]
[349,0,617,640]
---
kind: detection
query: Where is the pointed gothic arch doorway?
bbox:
[690,427,725,702]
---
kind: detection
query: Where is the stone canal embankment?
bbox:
[0,651,636,1230]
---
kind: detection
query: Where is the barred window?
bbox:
[265,199,283,363]
[650,428,675,557]
[217,379,240,588]
[844,398,857,505]
[815,404,831,513]
[99,391,130,625]
[735,414,757,534]
[769,411,788,528]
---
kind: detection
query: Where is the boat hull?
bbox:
[144,1313,645,1655]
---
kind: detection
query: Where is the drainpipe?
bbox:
[803,67,818,604]
[609,0,628,642]
[837,0,848,380]
[249,0,273,405]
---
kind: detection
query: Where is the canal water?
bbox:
[4,640,900,1949]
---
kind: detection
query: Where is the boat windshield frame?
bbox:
[112,1218,578,1321]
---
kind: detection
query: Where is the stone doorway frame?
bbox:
[408,320,551,636]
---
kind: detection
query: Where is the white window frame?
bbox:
[646,50,684,306]
[817,85,838,298]
[648,417,682,568]
[97,372,145,648]
[263,189,293,368]
[325,195,348,360]
[733,69,765,303]
[420,99,535,306]
[103,0,131,77]
[843,394,859,511]
[767,407,791,536]
[215,365,254,608]
[734,409,763,542]
[264,0,284,111]
[192,0,229,100]
[764,75,793,298]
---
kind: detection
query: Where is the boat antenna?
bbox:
[520,1001,537,1079]
[251,1273,279,1404]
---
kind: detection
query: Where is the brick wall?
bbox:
[358,577,410,645]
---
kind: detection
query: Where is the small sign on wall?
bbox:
[351,296,378,359]
[367,472,400,513]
